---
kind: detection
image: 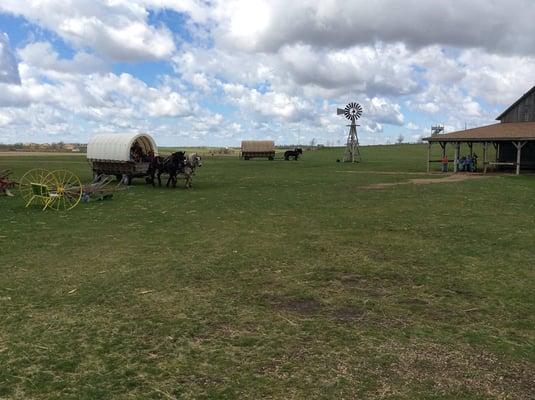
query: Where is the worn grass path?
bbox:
[0,145,534,399]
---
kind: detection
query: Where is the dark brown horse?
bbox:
[284,148,303,160]
[147,151,186,188]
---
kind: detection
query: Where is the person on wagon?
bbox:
[131,142,143,162]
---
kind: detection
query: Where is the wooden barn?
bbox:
[425,86,535,174]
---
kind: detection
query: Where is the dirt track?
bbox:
[364,173,492,189]
[337,170,435,176]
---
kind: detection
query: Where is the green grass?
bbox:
[0,145,533,399]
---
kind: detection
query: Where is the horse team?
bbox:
[145,147,301,189]
[147,152,202,189]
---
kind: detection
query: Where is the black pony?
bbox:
[284,148,303,160]
[147,151,186,188]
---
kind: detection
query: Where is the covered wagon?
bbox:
[87,133,158,184]
[241,140,275,160]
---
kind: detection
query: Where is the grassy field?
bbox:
[0,144,533,399]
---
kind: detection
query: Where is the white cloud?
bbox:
[279,43,418,96]
[462,98,482,117]
[146,90,195,117]
[18,42,107,77]
[458,50,535,105]
[2,1,535,145]
[367,97,404,126]
[214,0,272,51]
[139,0,210,23]
[222,82,309,121]
[0,111,12,126]
[0,33,20,84]
[419,102,440,114]
[0,53,198,141]
[212,0,535,56]
[0,1,176,60]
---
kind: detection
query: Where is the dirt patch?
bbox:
[339,274,364,286]
[336,274,399,298]
[264,294,323,316]
[281,298,323,315]
[332,305,367,322]
[397,298,429,306]
[364,173,492,189]
[442,286,482,299]
[371,341,535,399]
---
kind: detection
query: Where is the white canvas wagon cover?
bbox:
[87,133,158,162]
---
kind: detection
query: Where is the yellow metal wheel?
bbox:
[43,170,83,211]
[18,168,50,205]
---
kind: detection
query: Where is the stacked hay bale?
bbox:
[241,140,275,160]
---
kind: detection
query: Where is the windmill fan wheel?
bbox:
[344,102,363,121]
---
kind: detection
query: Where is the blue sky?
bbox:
[0,1,534,146]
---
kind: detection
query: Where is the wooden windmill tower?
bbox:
[337,102,363,162]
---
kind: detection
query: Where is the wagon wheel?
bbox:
[43,170,83,211]
[18,168,50,205]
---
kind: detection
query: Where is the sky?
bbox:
[0,0,534,147]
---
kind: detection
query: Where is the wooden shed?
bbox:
[424,86,535,175]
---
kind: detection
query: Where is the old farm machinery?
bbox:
[18,169,125,211]
[0,169,16,197]
[19,169,83,211]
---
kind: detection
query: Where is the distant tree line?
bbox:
[0,142,87,152]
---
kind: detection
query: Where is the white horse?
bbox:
[183,153,202,188]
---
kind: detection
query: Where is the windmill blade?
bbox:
[339,102,363,121]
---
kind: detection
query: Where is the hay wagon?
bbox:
[87,133,158,184]
[241,140,275,160]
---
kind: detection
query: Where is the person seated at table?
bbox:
[459,156,466,171]
[466,155,473,172]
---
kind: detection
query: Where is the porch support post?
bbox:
[468,142,473,156]
[427,142,431,173]
[454,142,460,173]
[483,142,488,174]
[513,141,527,175]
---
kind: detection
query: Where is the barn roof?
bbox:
[87,133,158,161]
[424,122,535,142]
[496,86,535,121]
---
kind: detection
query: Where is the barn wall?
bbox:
[499,91,535,123]
[498,141,535,169]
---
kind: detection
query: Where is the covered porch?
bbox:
[424,122,535,175]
